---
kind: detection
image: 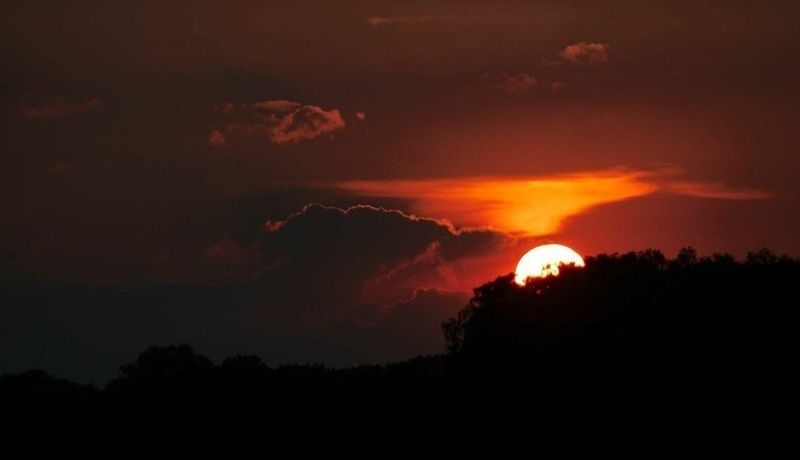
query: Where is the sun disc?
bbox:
[514,244,585,285]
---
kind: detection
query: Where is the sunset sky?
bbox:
[2,1,799,382]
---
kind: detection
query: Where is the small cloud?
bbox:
[208,129,226,147]
[212,99,346,146]
[269,104,345,144]
[558,42,610,64]
[18,94,101,119]
[497,73,539,94]
[264,219,283,233]
[356,112,367,121]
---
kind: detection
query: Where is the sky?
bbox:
[2,0,799,382]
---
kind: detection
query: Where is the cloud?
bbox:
[259,203,518,315]
[261,203,504,266]
[258,203,513,308]
[212,100,346,145]
[18,94,101,119]
[208,129,226,147]
[213,202,517,364]
[371,288,469,358]
[337,169,772,236]
[338,171,656,235]
[663,181,773,200]
[367,15,448,28]
[497,73,539,94]
[0,200,517,381]
[558,42,610,64]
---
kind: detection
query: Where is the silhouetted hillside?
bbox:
[2,249,798,458]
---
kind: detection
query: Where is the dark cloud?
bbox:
[232,203,514,365]
[0,202,513,382]
[263,204,457,261]
[372,287,469,359]
[261,202,511,317]
[438,229,512,260]
[257,203,514,314]
[259,203,510,301]
[211,100,345,146]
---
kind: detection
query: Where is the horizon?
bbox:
[2,245,793,384]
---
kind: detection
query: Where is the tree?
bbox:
[105,344,214,398]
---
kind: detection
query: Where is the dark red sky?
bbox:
[2,0,799,381]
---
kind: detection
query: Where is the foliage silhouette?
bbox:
[441,247,799,456]
[1,248,798,458]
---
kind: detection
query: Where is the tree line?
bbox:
[2,248,798,458]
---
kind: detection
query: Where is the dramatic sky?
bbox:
[2,0,799,382]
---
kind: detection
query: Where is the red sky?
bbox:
[1,0,799,381]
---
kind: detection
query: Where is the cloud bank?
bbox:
[211,100,346,146]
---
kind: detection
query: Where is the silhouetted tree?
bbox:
[105,344,214,400]
[0,369,97,406]
[2,248,798,458]
[441,248,800,457]
[675,245,698,266]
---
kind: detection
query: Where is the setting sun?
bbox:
[514,244,586,285]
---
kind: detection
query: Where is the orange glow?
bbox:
[339,170,657,235]
[514,244,585,285]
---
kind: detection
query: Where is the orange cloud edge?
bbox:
[335,168,772,236]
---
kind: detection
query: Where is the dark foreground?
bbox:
[2,249,798,458]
